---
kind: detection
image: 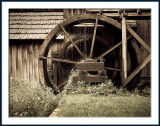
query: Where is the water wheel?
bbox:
[39,13,141,94]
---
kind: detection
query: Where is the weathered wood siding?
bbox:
[9,40,42,82]
[136,20,151,77]
[9,10,64,83]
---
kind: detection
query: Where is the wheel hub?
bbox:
[72,58,108,84]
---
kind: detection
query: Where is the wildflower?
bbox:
[37,97,40,101]
[22,99,25,102]
[20,113,22,117]
[15,98,18,102]
[15,112,18,115]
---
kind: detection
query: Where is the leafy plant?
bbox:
[9,74,58,117]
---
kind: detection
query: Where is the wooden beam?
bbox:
[53,62,57,86]
[123,54,151,87]
[39,56,77,64]
[89,16,99,58]
[86,9,150,13]
[122,16,127,82]
[103,12,151,19]
[127,25,151,53]
[104,67,120,71]
[95,35,132,61]
[72,75,108,83]
[59,24,85,59]
[89,10,103,58]
[86,9,151,19]
[77,62,104,71]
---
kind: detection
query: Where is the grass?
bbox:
[9,69,151,117]
[57,69,151,117]
[9,74,58,117]
[58,94,151,117]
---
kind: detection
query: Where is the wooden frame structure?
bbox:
[39,9,151,93]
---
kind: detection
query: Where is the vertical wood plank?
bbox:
[26,43,30,83]
[127,51,131,72]
[136,20,144,77]
[9,44,12,75]
[54,57,57,86]
[32,41,35,80]
[57,40,64,85]
[29,42,33,81]
[70,9,74,17]
[63,9,69,43]
[119,46,122,77]
[11,44,16,74]
[35,40,39,81]
[16,44,18,73]
[17,43,22,76]
[51,41,58,82]
[47,48,52,68]
[147,20,151,77]
[63,9,67,20]
[122,16,127,84]
[142,20,148,77]
[38,42,42,82]
[22,42,26,81]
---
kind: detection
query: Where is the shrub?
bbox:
[61,69,151,97]
[61,69,116,96]
[9,74,58,117]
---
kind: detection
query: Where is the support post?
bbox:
[52,53,59,86]
[123,55,151,87]
[53,62,57,86]
[122,15,127,85]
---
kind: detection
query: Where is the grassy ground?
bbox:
[56,71,151,117]
[58,94,151,117]
[9,70,151,117]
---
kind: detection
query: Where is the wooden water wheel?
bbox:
[39,12,150,94]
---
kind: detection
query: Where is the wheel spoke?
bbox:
[95,35,132,61]
[59,24,85,59]
[89,15,99,58]
[104,67,120,71]
[89,10,103,58]
[39,56,77,64]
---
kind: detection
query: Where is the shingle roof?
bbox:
[9,12,64,39]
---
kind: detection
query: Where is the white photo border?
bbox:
[2,1,159,125]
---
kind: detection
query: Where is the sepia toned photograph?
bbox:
[9,8,151,118]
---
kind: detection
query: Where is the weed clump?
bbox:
[9,74,58,117]
[61,69,151,97]
[61,69,116,96]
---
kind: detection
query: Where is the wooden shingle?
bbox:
[9,11,64,40]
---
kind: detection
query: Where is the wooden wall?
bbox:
[9,40,42,82]
[136,20,151,77]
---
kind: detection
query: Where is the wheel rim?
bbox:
[39,13,140,94]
